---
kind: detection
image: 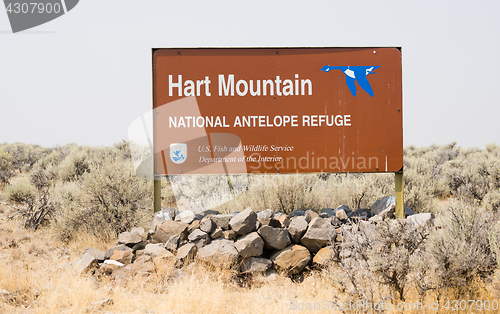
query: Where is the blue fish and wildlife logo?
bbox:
[3,0,79,33]
[320,65,380,97]
[170,143,187,164]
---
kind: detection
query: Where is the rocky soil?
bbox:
[74,196,436,284]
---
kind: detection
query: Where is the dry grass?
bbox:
[0,208,330,314]
[1,142,500,313]
[0,205,496,314]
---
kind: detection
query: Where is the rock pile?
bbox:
[73,196,435,281]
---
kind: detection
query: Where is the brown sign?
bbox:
[153,48,402,175]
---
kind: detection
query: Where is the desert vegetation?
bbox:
[0,141,499,313]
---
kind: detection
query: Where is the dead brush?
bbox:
[425,200,498,289]
[335,218,430,305]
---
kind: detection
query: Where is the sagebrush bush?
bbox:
[192,171,430,214]
[335,200,499,302]
[426,200,497,288]
[403,143,500,211]
[483,190,500,211]
[5,177,36,205]
[29,163,56,191]
[52,156,152,241]
[403,163,437,213]
[0,151,15,185]
[113,139,132,160]
[57,147,92,182]
[1,142,49,172]
[337,219,428,302]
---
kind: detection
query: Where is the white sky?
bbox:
[0,0,499,148]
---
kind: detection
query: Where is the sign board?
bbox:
[153,48,402,175]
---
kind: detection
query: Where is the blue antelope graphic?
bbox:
[320,65,380,97]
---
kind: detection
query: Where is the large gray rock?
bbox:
[104,244,133,260]
[234,232,264,258]
[371,204,414,221]
[192,236,210,249]
[289,210,306,218]
[275,216,290,228]
[210,227,223,239]
[130,227,145,236]
[83,247,105,262]
[188,229,209,242]
[371,196,395,215]
[320,208,335,217]
[270,244,311,275]
[240,257,272,273]
[229,207,257,235]
[152,251,175,269]
[175,210,198,224]
[312,246,337,266]
[370,196,414,217]
[407,213,435,229]
[110,250,133,265]
[152,207,176,230]
[197,238,239,267]
[211,214,235,230]
[144,243,169,256]
[199,217,216,234]
[300,217,336,253]
[404,207,415,216]
[257,225,291,250]
[257,209,274,222]
[153,220,189,243]
[187,220,201,234]
[273,210,285,218]
[186,229,210,249]
[131,241,147,252]
[376,203,396,221]
[176,243,197,264]
[348,208,372,220]
[335,209,348,221]
[259,217,282,228]
[287,216,308,243]
[117,231,143,246]
[304,209,319,223]
[335,205,351,213]
[165,234,180,252]
[223,229,237,240]
[102,259,125,272]
[72,251,99,274]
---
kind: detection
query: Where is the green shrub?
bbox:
[425,200,497,288]
[113,140,132,160]
[212,173,395,214]
[5,178,36,204]
[57,147,91,182]
[52,157,152,241]
[0,151,15,185]
[440,153,500,202]
[2,142,48,172]
[403,160,438,213]
[483,190,500,211]
[337,217,429,302]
